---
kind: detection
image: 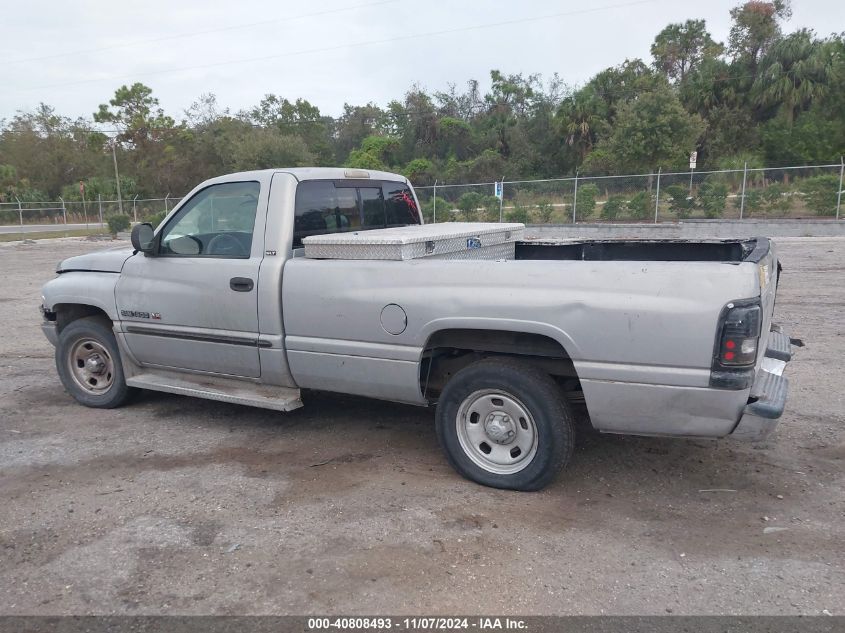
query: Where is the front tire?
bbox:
[435,358,574,491]
[55,316,134,409]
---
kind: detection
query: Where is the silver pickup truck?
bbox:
[39,167,793,491]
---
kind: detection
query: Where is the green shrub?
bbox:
[481,195,502,222]
[760,183,792,214]
[601,195,627,220]
[456,191,483,221]
[627,191,653,220]
[800,175,838,216]
[106,214,131,237]
[536,201,554,224]
[698,180,729,218]
[666,185,695,219]
[147,210,167,228]
[742,189,763,216]
[505,203,531,224]
[574,183,599,221]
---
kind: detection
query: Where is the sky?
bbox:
[1,0,843,122]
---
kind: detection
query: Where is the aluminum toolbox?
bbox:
[302,222,524,261]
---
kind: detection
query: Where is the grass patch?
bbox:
[0,229,108,243]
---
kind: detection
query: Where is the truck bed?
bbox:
[515,238,765,263]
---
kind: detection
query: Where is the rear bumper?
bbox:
[731,327,792,441]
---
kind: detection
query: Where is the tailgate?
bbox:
[753,238,781,371]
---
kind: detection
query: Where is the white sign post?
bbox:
[494,181,504,222]
[689,151,698,194]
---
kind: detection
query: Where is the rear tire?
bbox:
[56,316,134,409]
[435,358,574,491]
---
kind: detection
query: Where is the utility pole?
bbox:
[432,180,437,223]
[111,139,124,215]
[572,169,579,224]
[837,156,844,221]
[80,181,89,230]
[739,161,748,220]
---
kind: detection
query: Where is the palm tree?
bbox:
[558,94,602,163]
[752,29,836,126]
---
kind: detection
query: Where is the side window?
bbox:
[294,181,359,248]
[159,181,260,258]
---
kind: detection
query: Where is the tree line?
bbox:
[0,0,842,206]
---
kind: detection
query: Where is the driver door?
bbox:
[115,179,267,378]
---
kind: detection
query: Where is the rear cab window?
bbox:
[293,180,420,248]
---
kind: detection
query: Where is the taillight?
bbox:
[719,303,761,365]
[711,300,762,389]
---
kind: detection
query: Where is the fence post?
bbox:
[739,161,748,220]
[98,194,103,227]
[654,168,661,223]
[432,180,437,223]
[132,195,139,223]
[15,196,23,239]
[837,156,844,221]
[572,170,579,224]
[59,196,67,225]
[164,193,171,212]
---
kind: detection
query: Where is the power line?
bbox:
[4,0,400,66]
[14,0,662,94]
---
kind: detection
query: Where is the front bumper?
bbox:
[41,321,59,347]
[731,327,792,441]
[40,304,59,347]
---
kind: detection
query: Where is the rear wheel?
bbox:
[435,358,574,491]
[56,317,134,408]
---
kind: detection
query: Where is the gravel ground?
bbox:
[0,236,842,615]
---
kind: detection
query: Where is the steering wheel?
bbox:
[206,233,246,257]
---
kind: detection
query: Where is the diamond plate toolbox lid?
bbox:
[302,222,524,260]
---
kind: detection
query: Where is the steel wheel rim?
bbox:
[456,389,538,475]
[68,338,115,395]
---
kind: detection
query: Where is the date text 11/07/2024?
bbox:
[307,617,528,630]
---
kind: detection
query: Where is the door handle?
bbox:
[229,277,254,292]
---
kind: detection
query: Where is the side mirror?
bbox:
[130,223,156,255]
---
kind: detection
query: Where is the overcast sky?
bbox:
[2,0,843,122]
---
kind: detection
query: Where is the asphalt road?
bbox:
[0,237,842,615]
[0,223,105,234]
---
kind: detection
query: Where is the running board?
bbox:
[126,369,302,412]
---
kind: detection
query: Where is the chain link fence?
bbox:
[0,196,184,237]
[1,162,843,239]
[415,162,845,225]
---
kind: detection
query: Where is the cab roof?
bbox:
[202,167,410,185]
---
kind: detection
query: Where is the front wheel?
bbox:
[435,358,574,491]
[55,316,134,409]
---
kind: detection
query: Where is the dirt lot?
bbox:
[0,237,842,616]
